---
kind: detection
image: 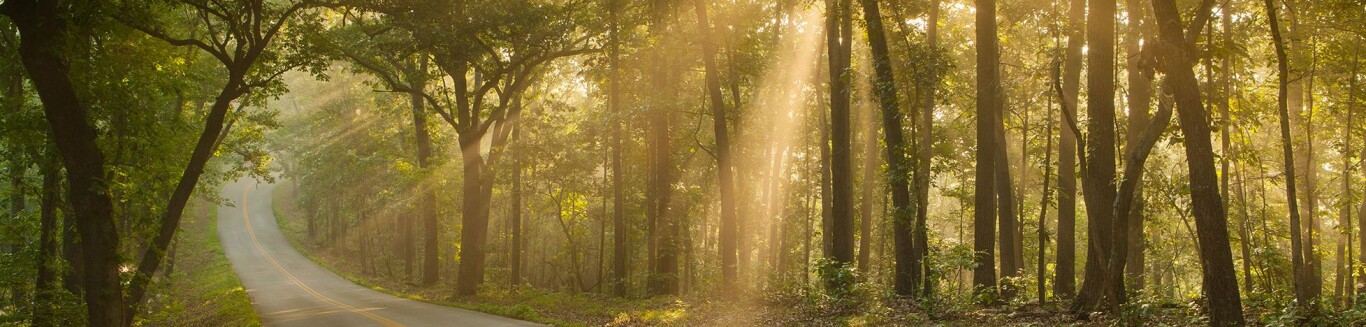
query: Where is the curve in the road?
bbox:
[219,178,541,327]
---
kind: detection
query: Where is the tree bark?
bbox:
[694,0,738,288]
[1074,0,1123,312]
[1,1,125,324]
[510,140,523,287]
[1151,0,1246,323]
[972,0,1001,297]
[996,107,1019,287]
[824,0,856,291]
[1339,97,1352,303]
[609,0,628,297]
[1263,0,1309,308]
[646,0,678,295]
[455,130,494,295]
[409,59,437,285]
[1037,90,1056,304]
[914,0,940,297]
[1124,0,1153,293]
[858,0,917,297]
[1054,0,1085,300]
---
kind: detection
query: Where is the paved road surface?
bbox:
[219,178,541,327]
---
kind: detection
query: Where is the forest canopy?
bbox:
[1,0,1365,325]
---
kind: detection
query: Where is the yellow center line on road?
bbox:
[240,183,405,327]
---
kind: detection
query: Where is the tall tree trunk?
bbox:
[1219,0,1252,295]
[1264,0,1309,308]
[609,0,628,297]
[996,107,1019,288]
[972,0,1001,297]
[858,0,917,297]
[32,152,59,326]
[809,49,828,290]
[1340,50,1359,305]
[1348,50,1361,304]
[1054,0,1084,300]
[1037,91,1056,304]
[818,56,834,267]
[1124,0,1153,293]
[410,59,437,285]
[857,87,875,274]
[1151,0,1246,324]
[510,144,523,287]
[1235,154,1256,294]
[1,1,125,324]
[1074,0,1123,312]
[694,0,738,288]
[824,0,856,291]
[914,0,940,297]
[1339,96,1352,303]
[455,134,493,296]
[646,0,679,295]
[1288,5,1326,301]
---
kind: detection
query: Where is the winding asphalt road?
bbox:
[219,178,541,327]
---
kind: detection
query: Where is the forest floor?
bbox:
[268,183,1235,326]
[142,199,261,326]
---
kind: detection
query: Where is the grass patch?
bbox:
[141,200,260,326]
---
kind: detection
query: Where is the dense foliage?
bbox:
[1,0,1365,325]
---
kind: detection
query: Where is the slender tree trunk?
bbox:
[609,0,628,297]
[1340,132,1350,304]
[1151,0,1246,323]
[1347,50,1361,304]
[824,0,856,291]
[1037,90,1056,304]
[410,59,437,285]
[1235,154,1256,293]
[1336,51,1354,304]
[1305,43,1324,303]
[510,144,523,287]
[996,107,1019,289]
[1054,0,1084,300]
[858,90,875,274]
[818,58,835,264]
[914,0,940,297]
[972,0,1001,297]
[646,0,679,295]
[1264,0,1309,308]
[807,49,830,289]
[694,0,738,288]
[60,203,81,297]
[1124,0,1153,293]
[858,0,917,296]
[32,152,59,326]
[816,45,834,273]
[1218,0,1252,295]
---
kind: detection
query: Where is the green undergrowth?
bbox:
[140,200,260,326]
[267,182,759,326]
[269,181,1282,327]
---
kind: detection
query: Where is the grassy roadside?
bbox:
[141,199,260,326]
[266,181,1124,327]
[267,183,578,325]
[268,182,701,327]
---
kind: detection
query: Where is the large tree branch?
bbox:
[1183,0,1215,46]
[1113,86,1174,223]
[118,18,232,65]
